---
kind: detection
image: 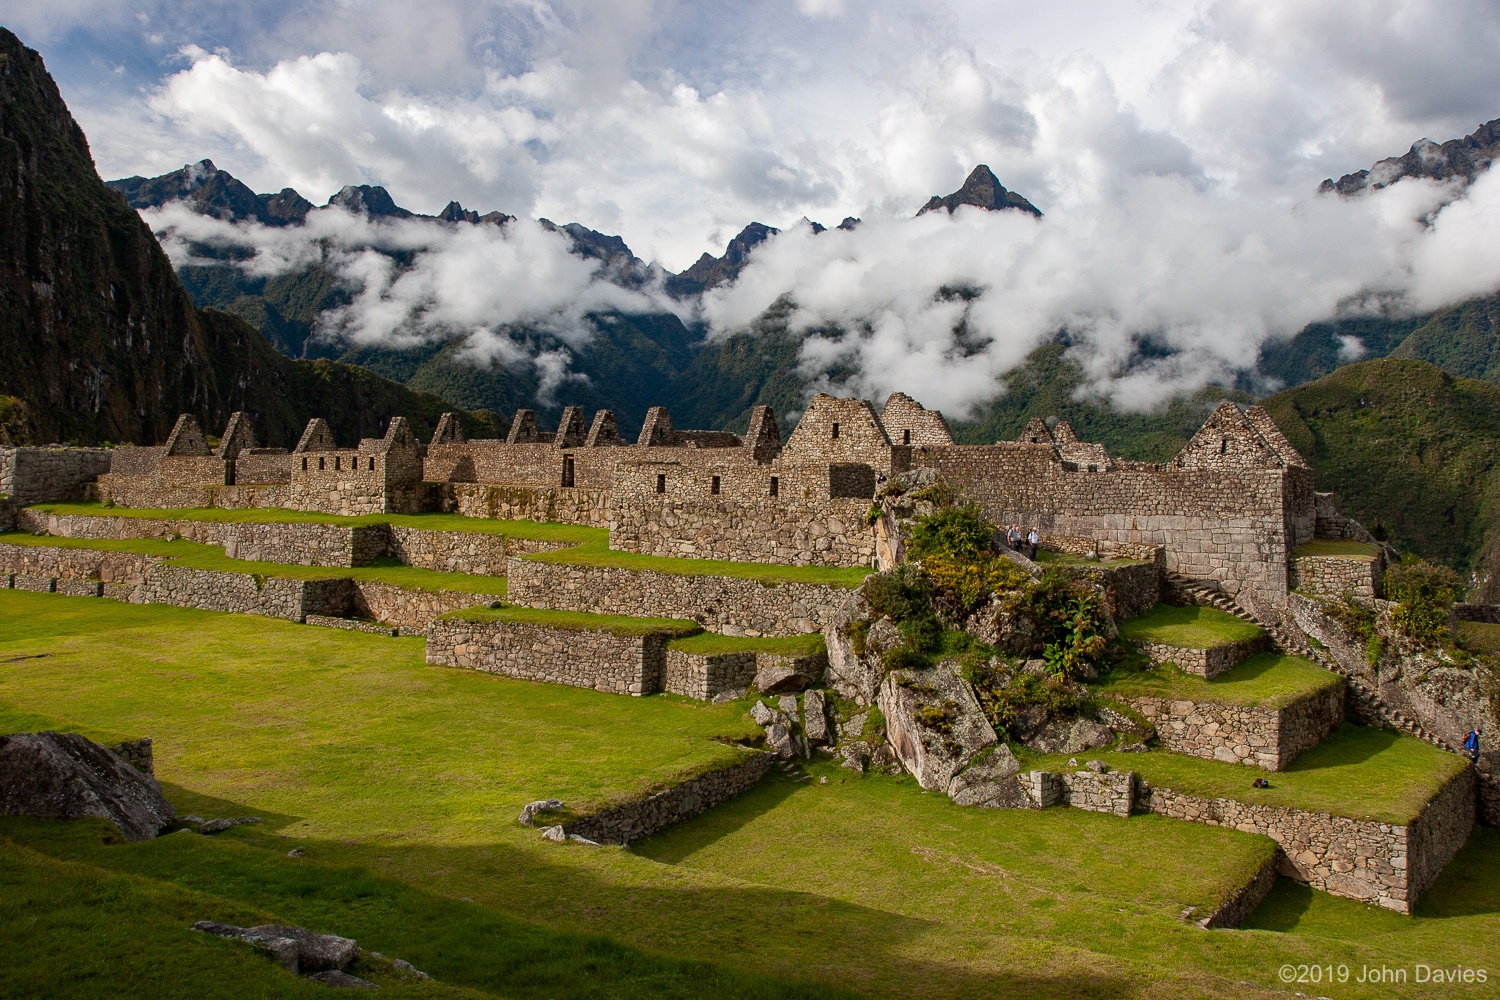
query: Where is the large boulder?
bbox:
[803,690,831,745]
[878,659,997,791]
[823,592,901,706]
[0,731,175,841]
[947,745,1033,808]
[1023,717,1115,755]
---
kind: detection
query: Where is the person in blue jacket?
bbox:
[1464,730,1481,764]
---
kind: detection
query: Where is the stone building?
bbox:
[40,390,1353,614]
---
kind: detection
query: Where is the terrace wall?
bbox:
[1290,555,1382,600]
[1134,635,1269,679]
[348,581,503,631]
[19,510,562,576]
[425,617,669,695]
[1124,682,1344,771]
[561,753,774,845]
[662,649,758,700]
[506,557,851,636]
[1138,764,1475,913]
[1057,560,1161,620]
[95,476,291,510]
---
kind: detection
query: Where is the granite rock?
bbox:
[0,731,175,841]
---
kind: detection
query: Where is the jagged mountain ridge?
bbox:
[1320,116,1500,196]
[0,28,499,446]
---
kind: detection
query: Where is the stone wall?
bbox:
[0,499,15,532]
[663,649,758,700]
[19,510,560,576]
[1126,682,1344,771]
[135,564,350,621]
[425,617,671,695]
[1138,764,1475,913]
[1453,603,1500,624]
[506,558,852,637]
[96,475,291,510]
[1057,769,1136,816]
[1291,554,1382,599]
[443,483,611,527]
[0,541,157,585]
[561,753,774,845]
[912,439,1314,613]
[1203,853,1279,930]
[0,446,113,504]
[607,460,875,568]
[1134,635,1268,679]
[349,582,502,630]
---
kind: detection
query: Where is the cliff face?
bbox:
[0,28,494,447]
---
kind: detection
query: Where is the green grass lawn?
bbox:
[1119,604,1265,649]
[31,502,603,544]
[443,605,703,638]
[0,532,510,596]
[1020,724,1468,824]
[1291,540,1382,559]
[523,536,872,588]
[665,632,827,656]
[1096,652,1343,709]
[2,590,1496,1000]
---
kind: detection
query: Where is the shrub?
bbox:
[964,659,1089,739]
[1008,570,1114,679]
[1324,594,1385,666]
[924,553,1030,617]
[1384,557,1461,648]
[905,504,996,561]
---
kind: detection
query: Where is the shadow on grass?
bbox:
[1416,825,1500,918]
[1239,877,1316,932]
[1283,725,1399,772]
[629,767,800,865]
[0,805,1140,1000]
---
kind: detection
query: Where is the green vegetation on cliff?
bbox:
[1262,357,1500,597]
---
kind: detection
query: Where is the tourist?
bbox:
[1026,527,1039,560]
[1008,525,1022,550]
[1465,730,1481,764]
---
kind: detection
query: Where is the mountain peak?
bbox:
[328,184,412,219]
[666,222,779,297]
[917,164,1042,218]
[1320,116,1500,196]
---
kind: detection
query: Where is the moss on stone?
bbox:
[439,604,702,637]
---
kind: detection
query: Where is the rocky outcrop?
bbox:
[947,745,1027,807]
[878,660,998,791]
[0,731,175,841]
[917,165,1043,218]
[191,921,358,974]
[1022,717,1115,755]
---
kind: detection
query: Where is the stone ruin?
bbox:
[44,389,1359,618]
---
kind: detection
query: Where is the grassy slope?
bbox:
[1022,725,1467,824]
[1118,604,1265,649]
[1096,652,1343,710]
[1389,293,1500,386]
[0,591,1494,999]
[1261,358,1500,591]
[0,533,511,595]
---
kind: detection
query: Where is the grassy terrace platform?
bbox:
[1118,603,1264,648]
[441,605,702,637]
[31,502,602,544]
[1,590,1497,999]
[1021,724,1468,824]
[1292,539,1382,558]
[522,536,872,588]
[1096,652,1343,709]
[1035,550,1146,567]
[666,632,827,656]
[0,532,510,595]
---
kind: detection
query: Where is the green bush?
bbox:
[963,659,1090,739]
[1324,594,1386,666]
[905,505,996,561]
[924,553,1030,617]
[1385,557,1461,648]
[1010,570,1114,679]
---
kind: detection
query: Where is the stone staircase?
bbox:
[1163,572,1459,754]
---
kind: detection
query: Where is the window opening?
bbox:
[831,422,840,439]
[368,457,375,471]
[562,456,575,488]
[711,475,721,495]
[769,476,779,497]
[656,474,666,494]
[318,456,325,470]
[902,428,911,445]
